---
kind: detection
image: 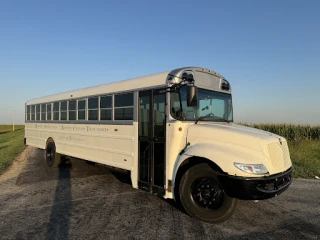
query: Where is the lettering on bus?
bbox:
[97,127,108,132]
[87,126,96,132]
[60,135,85,143]
[35,124,58,130]
[73,126,86,131]
[44,125,58,129]
[61,125,72,131]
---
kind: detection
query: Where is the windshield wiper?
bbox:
[195,113,215,124]
[215,117,230,123]
[195,114,230,124]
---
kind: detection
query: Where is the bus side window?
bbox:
[41,104,46,120]
[36,104,40,121]
[60,101,67,120]
[26,105,31,121]
[114,93,133,120]
[31,105,35,120]
[100,95,112,120]
[47,103,52,121]
[78,99,86,120]
[53,102,59,120]
[88,97,99,120]
[69,100,76,120]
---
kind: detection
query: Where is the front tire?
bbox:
[179,163,238,223]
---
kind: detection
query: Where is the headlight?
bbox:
[234,163,269,175]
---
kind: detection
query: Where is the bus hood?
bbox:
[187,123,281,151]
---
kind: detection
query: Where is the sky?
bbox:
[0,0,319,125]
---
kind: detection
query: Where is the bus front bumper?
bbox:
[218,167,293,200]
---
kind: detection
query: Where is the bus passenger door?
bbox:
[138,89,166,196]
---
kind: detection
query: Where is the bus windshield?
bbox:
[170,85,233,122]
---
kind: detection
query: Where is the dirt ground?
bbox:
[0,146,319,240]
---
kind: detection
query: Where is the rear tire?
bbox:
[45,141,61,167]
[179,163,238,223]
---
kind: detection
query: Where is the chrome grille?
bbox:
[268,143,285,169]
[282,141,291,168]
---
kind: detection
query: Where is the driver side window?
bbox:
[171,92,183,119]
[180,87,198,119]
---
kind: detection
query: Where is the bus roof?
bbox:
[26,71,170,105]
[26,67,228,105]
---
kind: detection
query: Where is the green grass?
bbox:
[239,123,320,141]
[0,125,25,134]
[288,140,320,179]
[0,129,25,175]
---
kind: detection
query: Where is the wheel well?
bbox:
[174,157,224,202]
[45,137,54,148]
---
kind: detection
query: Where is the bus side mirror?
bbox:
[187,86,198,107]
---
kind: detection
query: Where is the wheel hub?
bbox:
[46,148,54,162]
[201,188,214,200]
[191,178,224,209]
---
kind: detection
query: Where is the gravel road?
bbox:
[0,146,319,240]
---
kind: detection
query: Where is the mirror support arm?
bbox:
[165,77,195,93]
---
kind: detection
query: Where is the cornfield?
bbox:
[238,123,320,141]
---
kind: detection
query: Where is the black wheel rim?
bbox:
[46,146,54,163]
[191,177,224,210]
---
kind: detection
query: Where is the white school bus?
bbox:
[25,67,293,223]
